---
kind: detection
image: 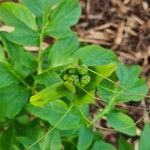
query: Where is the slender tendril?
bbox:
[26,104,74,150]
[79,107,150,132]
[88,68,150,99]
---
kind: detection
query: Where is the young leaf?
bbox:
[45,0,81,38]
[30,82,72,107]
[21,0,59,29]
[94,63,116,83]
[73,88,95,105]
[73,45,117,66]
[0,2,39,45]
[107,111,136,136]
[77,126,94,150]
[116,64,148,102]
[21,0,62,17]
[27,100,81,130]
[139,123,150,150]
[92,141,116,150]
[35,71,61,87]
[48,34,79,68]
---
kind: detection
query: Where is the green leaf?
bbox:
[41,129,61,150]
[0,63,18,88]
[26,100,81,130]
[97,64,148,103]
[77,126,94,150]
[21,0,63,29]
[107,111,136,136]
[30,82,72,107]
[0,84,29,121]
[118,136,134,150]
[0,124,16,150]
[94,63,116,83]
[45,0,81,38]
[35,71,61,87]
[74,88,95,105]
[48,34,79,68]
[92,141,116,150]
[73,45,117,66]
[6,41,37,77]
[18,137,40,150]
[0,63,30,121]
[115,64,148,102]
[0,2,39,45]
[97,75,116,103]
[21,0,62,17]
[139,123,150,150]
[17,120,44,150]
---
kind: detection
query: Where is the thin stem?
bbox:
[26,104,74,150]
[79,107,115,131]
[79,107,150,131]
[78,86,118,123]
[88,68,150,99]
[93,97,118,123]
[37,33,44,74]
[4,63,35,92]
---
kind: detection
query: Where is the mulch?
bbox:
[75,0,150,85]
[75,0,150,148]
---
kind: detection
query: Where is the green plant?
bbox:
[0,0,149,150]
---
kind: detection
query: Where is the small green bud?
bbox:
[68,68,76,74]
[68,74,78,82]
[80,74,91,86]
[63,73,69,81]
[73,76,80,86]
[77,65,88,75]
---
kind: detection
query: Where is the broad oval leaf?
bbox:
[27,100,82,130]
[97,64,148,103]
[73,45,117,66]
[77,126,94,150]
[116,64,148,102]
[0,84,29,121]
[0,2,39,45]
[107,111,136,136]
[92,141,116,150]
[45,0,81,38]
[21,0,63,17]
[48,34,79,68]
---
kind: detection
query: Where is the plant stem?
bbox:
[92,97,118,123]
[5,64,35,92]
[37,9,52,75]
[37,33,44,74]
